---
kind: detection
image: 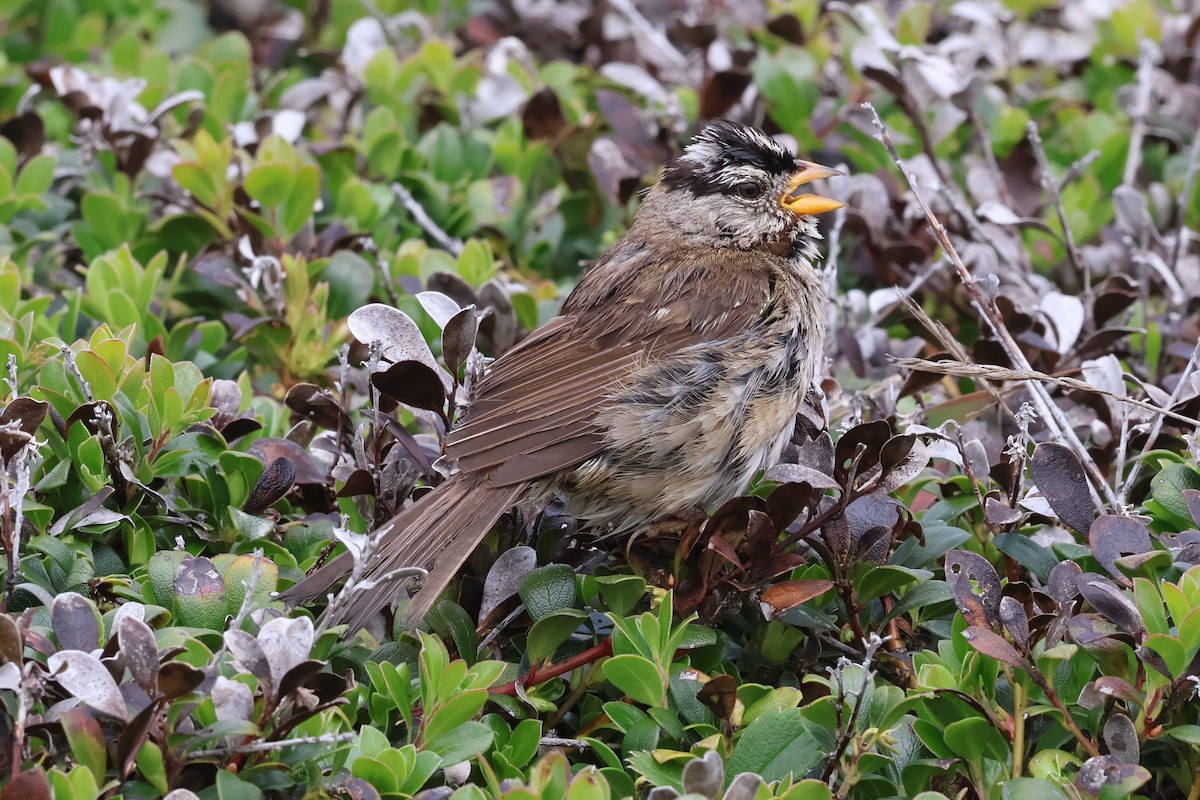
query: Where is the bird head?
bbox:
[647,120,845,257]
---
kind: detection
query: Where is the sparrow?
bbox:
[282,120,845,632]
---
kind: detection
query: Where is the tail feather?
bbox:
[280,476,526,633]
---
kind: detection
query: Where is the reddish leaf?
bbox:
[760,580,834,619]
[962,626,1024,667]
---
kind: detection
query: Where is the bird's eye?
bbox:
[734,182,763,200]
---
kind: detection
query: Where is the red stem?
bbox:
[490,639,614,696]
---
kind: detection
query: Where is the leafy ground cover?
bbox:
[0,0,1199,798]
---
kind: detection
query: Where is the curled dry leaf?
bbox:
[118,615,160,697]
[696,673,739,721]
[416,290,462,329]
[51,592,102,653]
[242,456,296,514]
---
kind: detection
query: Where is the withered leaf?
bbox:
[1076,576,1144,637]
[696,673,738,720]
[522,87,568,141]
[371,360,448,417]
[835,420,891,485]
[945,550,1002,628]
[962,625,1024,667]
[1030,442,1095,533]
[284,383,353,433]
[999,595,1030,650]
[760,579,833,620]
[1088,515,1152,584]
[242,456,296,514]
[442,305,483,375]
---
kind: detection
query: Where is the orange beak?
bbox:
[780,160,846,216]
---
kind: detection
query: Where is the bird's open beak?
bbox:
[780,160,846,216]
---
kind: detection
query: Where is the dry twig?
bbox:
[866,102,1116,511]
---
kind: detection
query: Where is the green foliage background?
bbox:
[0,0,1198,798]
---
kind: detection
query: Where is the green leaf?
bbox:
[456,239,496,285]
[1001,778,1071,800]
[135,742,168,794]
[519,564,577,620]
[424,689,488,742]
[944,716,1010,764]
[777,780,835,800]
[507,719,543,768]
[425,720,494,765]
[426,600,480,665]
[726,709,825,784]
[15,155,56,196]
[352,756,399,794]
[400,749,443,794]
[244,163,295,209]
[594,575,646,616]
[1151,465,1200,528]
[527,608,588,664]
[214,769,263,800]
[994,532,1058,582]
[282,163,320,237]
[59,708,105,781]
[1167,725,1200,747]
[885,580,954,622]
[565,769,610,800]
[855,565,925,602]
[602,654,665,707]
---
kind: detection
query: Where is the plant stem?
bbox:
[1011,678,1026,779]
[491,638,614,696]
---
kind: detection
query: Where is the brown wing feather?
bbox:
[443,246,775,486]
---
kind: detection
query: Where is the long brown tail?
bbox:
[280,476,527,633]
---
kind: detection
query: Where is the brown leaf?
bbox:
[1,770,50,800]
[699,70,751,120]
[0,111,45,159]
[1031,442,1095,533]
[696,673,738,720]
[1184,489,1200,528]
[1088,515,1152,584]
[242,456,296,514]
[284,383,353,433]
[760,580,833,619]
[962,625,1024,667]
[835,420,891,484]
[522,87,568,140]
[1076,576,1144,637]
[370,360,448,417]
[946,550,1002,628]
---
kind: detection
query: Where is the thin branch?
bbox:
[1028,122,1092,298]
[190,731,356,758]
[605,0,690,79]
[491,638,614,696]
[1169,124,1200,275]
[392,182,464,256]
[1121,340,1200,502]
[892,356,1200,430]
[866,103,1115,511]
[1122,40,1160,187]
